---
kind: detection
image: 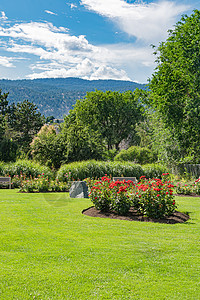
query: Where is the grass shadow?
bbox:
[42,193,74,207]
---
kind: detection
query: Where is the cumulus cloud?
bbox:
[81,0,189,43]
[27,58,130,80]
[0,1,192,82]
[0,21,132,80]
[0,55,15,67]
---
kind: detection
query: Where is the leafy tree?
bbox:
[11,100,45,153]
[0,138,18,162]
[0,90,18,161]
[30,125,66,168]
[149,10,200,162]
[0,89,9,117]
[61,118,105,163]
[0,90,9,138]
[71,90,144,150]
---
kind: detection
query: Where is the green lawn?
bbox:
[0,190,200,299]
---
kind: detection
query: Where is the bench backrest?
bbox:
[0,177,11,188]
[0,177,11,182]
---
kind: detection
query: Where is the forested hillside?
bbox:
[0,78,146,118]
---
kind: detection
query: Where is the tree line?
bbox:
[1,10,200,167]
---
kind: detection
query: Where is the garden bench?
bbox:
[113,177,137,183]
[0,177,11,189]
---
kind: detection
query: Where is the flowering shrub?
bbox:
[194,178,200,194]
[175,182,194,195]
[19,175,71,193]
[88,174,177,218]
[88,175,113,212]
[132,175,176,218]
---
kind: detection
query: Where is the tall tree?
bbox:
[0,90,9,138]
[30,124,66,168]
[61,117,104,163]
[149,10,200,162]
[70,89,144,150]
[11,100,45,153]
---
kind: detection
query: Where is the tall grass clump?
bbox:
[1,159,53,178]
[142,164,170,179]
[57,160,144,181]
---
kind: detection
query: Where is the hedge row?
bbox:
[0,159,170,183]
[0,160,53,179]
[56,160,169,182]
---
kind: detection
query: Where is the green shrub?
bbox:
[114,146,156,164]
[142,164,170,179]
[57,160,144,182]
[57,160,171,182]
[0,159,53,179]
[102,149,118,161]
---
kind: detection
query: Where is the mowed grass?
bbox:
[0,190,200,300]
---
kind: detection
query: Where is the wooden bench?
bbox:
[113,177,137,183]
[0,177,11,189]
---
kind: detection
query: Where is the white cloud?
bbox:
[0,11,8,21]
[0,21,132,80]
[81,0,189,43]
[0,1,193,82]
[45,10,57,16]
[0,55,15,67]
[27,58,130,81]
[66,2,77,9]
[70,4,77,9]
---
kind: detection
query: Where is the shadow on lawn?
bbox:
[42,193,74,207]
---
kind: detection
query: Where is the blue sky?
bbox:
[0,0,199,83]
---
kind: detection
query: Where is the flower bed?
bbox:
[87,174,176,219]
[175,177,200,195]
[18,175,71,193]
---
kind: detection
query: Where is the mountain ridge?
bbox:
[0,77,147,118]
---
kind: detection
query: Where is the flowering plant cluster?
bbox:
[63,172,76,182]
[175,177,200,195]
[88,174,177,218]
[132,175,176,218]
[19,174,71,193]
[194,177,200,194]
[175,181,194,195]
[87,175,134,215]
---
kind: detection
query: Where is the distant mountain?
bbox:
[0,77,147,118]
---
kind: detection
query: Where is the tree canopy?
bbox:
[68,89,144,150]
[149,10,200,162]
[11,100,45,153]
[0,95,45,161]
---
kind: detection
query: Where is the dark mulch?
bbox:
[82,206,190,224]
[175,193,200,197]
